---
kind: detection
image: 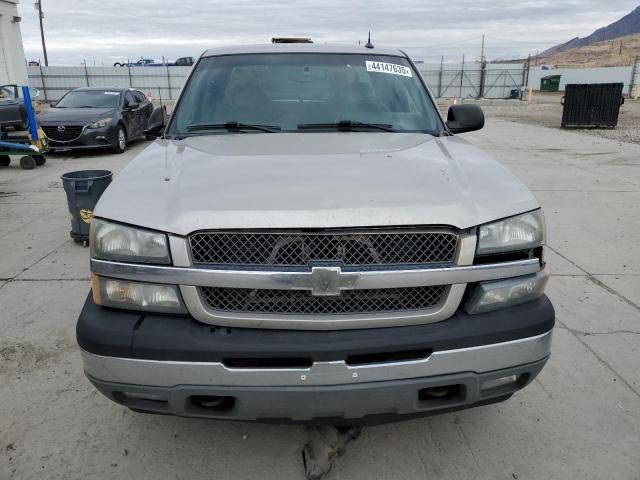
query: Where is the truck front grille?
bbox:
[189,230,458,267]
[199,285,447,315]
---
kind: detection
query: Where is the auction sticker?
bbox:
[366,61,412,77]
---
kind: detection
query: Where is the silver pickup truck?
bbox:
[77,43,553,424]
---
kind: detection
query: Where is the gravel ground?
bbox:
[452,93,640,145]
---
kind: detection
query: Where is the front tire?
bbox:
[112,125,127,154]
[34,155,46,166]
[0,155,11,166]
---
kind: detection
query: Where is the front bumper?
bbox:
[77,293,554,422]
[44,125,116,151]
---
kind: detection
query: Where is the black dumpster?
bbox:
[61,170,112,243]
[561,83,624,128]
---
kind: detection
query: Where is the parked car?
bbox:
[173,56,195,66]
[78,43,554,423]
[113,56,195,67]
[38,87,153,153]
[0,85,39,131]
[113,58,155,67]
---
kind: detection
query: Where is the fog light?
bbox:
[92,275,187,314]
[464,267,549,314]
[481,375,519,391]
[121,392,167,402]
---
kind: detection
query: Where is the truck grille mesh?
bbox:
[189,231,458,267]
[200,285,447,315]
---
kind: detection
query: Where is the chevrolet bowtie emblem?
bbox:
[310,266,342,296]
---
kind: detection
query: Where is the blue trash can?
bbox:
[61,170,113,243]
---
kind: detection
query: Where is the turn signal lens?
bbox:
[465,267,549,314]
[93,276,186,314]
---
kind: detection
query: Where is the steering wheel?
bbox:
[335,100,389,121]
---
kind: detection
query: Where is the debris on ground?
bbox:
[301,426,362,480]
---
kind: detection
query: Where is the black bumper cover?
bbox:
[77,292,554,362]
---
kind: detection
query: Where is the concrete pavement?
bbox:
[1,122,639,479]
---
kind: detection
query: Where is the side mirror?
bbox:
[446,104,484,134]
[50,101,57,107]
[144,106,166,138]
[127,102,140,111]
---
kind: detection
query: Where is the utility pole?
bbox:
[438,55,443,98]
[35,1,49,66]
[460,54,465,98]
[478,34,486,99]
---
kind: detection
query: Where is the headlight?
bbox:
[87,117,112,129]
[465,268,550,314]
[477,210,545,255]
[92,275,186,313]
[90,219,170,264]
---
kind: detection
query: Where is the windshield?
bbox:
[56,90,121,108]
[169,53,441,135]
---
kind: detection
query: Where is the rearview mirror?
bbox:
[446,104,484,134]
[144,106,166,138]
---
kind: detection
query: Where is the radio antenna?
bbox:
[365,31,374,49]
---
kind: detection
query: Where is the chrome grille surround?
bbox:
[188,229,459,267]
[200,285,448,315]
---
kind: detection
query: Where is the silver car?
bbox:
[78,43,553,424]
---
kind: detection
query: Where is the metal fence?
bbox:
[28,62,640,102]
[28,65,191,101]
[418,64,526,99]
[28,63,528,101]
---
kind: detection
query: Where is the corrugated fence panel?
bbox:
[29,65,193,101]
[419,64,524,98]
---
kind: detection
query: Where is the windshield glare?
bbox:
[56,90,120,108]
[170,54,440,134]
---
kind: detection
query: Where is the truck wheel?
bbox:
[0,155,10,167]
[34,155,47,166]
[20,156,36,170]
[111,126,127,154]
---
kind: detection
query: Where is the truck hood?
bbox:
[95,133,539,235]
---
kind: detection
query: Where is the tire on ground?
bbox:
[20,156,36,169]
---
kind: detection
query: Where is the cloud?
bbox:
[17,0,638,65]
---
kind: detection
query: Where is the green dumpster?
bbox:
[540,75,561,92]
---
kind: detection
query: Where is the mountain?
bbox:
[542,6,640,56]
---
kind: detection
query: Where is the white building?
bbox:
[0,0,28,85]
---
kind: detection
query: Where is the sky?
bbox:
[16,0,639,66]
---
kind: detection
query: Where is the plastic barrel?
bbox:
[61,170,113,243]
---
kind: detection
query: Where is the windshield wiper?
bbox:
[186,122,281,133]
[297,121,395,132]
